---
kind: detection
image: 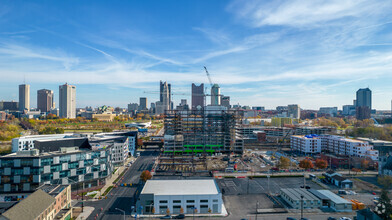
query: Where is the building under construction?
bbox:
[163,106,244,155]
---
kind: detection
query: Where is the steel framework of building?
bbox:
[163,108,244,155]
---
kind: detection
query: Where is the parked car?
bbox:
[339,217,351,220]
[286,218,297,220]
[160,215,172,219]
[328,217,337,220]
[173,214,185,219]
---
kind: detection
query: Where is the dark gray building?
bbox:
[191,83,204,110]
[356,88,371,119]
[0,101,18,111]
[37,89,54,113]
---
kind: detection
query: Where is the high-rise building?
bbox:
[191,83,204,109]
[59,83,76,119]
[139,97,148,110]
[211,84,221,106]
[128,103,138,112]
[356,88,372,110]
[18,84,30,111]
[37,89,54,112]
[156,81,171,114]
[355,88,371,119]
[288,104,300,119]
[221,96,231,109]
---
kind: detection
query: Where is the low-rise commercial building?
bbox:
[280,188,321,209]
[313,190,352,212]
[138,179,223,215]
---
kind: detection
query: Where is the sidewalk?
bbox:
[75,206,95,220]
[93,157,136,199]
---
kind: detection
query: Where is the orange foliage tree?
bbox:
[315,159,328,169]
[299,159,314,169]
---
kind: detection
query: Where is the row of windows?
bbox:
[159,199,217,204]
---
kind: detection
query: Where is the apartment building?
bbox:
[0,146,113,194]
[291,135,379,160]
[291,135,322,154]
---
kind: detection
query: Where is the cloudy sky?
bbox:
[1,0,392,110]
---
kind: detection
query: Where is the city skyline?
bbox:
[1,1,392,109]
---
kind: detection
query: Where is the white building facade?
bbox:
[291,135,379,160]
[138,179,223,215]
[291,135,322,154]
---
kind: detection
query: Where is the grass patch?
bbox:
[102,186,113,197]
[88,193,97,198]
[112,168,118,174]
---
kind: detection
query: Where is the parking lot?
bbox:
[217,177,322,195]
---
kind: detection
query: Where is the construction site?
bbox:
[154,106,245,175]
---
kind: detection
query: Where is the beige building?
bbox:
[19,84,30,111]
[59,83,76,119]
[92,113,116,122]
[37,89,54,112]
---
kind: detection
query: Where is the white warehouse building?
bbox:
[137,179,223,215]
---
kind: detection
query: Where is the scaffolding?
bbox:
[163,108,244,156]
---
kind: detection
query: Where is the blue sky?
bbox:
[1,0,392,110]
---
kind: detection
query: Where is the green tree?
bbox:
[378,176,392,190]
[375,189,392,220]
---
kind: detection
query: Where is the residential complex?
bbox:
[291,135,379,160]
[0,185,72,220]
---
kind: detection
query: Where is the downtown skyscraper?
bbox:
[191,83,204,110]
[18,84,30,112]
[59,83,76,119]
[37,89,54,113]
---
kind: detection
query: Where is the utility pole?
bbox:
[255,201,259,220]
[300,195,304,220]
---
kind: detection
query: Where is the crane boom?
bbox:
[204,66,213,87]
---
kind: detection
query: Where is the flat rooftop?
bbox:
[317,190,351,204]
[141,179,219,196]
[280,188,320,201]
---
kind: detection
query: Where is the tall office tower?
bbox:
[221,96,231,109]
[59,83,76,119]
[356,88,372,109]
[160,81,171,108]
[355,88,371,119]
[211,84,221,106]
[288,104,300,119]
[156,81,171,114]
[18,84,30,111]
[37,89,54,112]
[139,97,148,110]
[191,83,204,109]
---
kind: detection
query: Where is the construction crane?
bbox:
[204,66,213,88]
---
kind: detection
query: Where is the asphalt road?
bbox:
[76,149,159,220]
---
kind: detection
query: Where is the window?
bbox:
[173,200,181,203]
[186,200,195,203]
[200,200,208,203]
[159,200,168,203]
[213,199,218,202]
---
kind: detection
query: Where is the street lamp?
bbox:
[115,208,126,220]
[300,195,304,220]
[255,201,259,220]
